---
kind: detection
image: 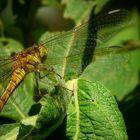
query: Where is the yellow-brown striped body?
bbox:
[0,44,47,111]
[0,68,25,111]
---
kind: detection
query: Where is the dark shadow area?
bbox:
[28,103,41,116]
[45,116,67,140]
[81,7,97,71]
[1,40,9,46]
[100,0,137,12]
[0,116,16,125]
[119,81,140,139]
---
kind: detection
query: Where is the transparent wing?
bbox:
[39,9,132,80]
[0,56,13,77]
[0,56,13,95]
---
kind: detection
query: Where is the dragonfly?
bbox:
[0,9,137,112]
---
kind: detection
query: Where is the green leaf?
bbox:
[63,0,95,23]
[0,123,19,140]
[81,10,140,100]
[17,84,72,139]
[66,79,128,140]
[0,38,23,56]
[40,9,138,81]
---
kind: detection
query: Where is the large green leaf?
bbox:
[66,79,128,139]
[81,10,140,100]
[40,9,133,80]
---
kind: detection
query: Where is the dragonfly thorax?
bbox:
[11,44,48,74]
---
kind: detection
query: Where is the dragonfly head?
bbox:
[37,44,48,58]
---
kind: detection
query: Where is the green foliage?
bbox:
[0,0,140,140]
[67,79,128,139]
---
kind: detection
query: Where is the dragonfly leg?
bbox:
[38,65,62,79]
[34,68,61,101]
[33,71,45,102]
[37,64,73,93]
[39,71,62,79]
[39,71,60,86]
[38,73,49,79]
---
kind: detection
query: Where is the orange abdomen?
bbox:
[0,68,25,111]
